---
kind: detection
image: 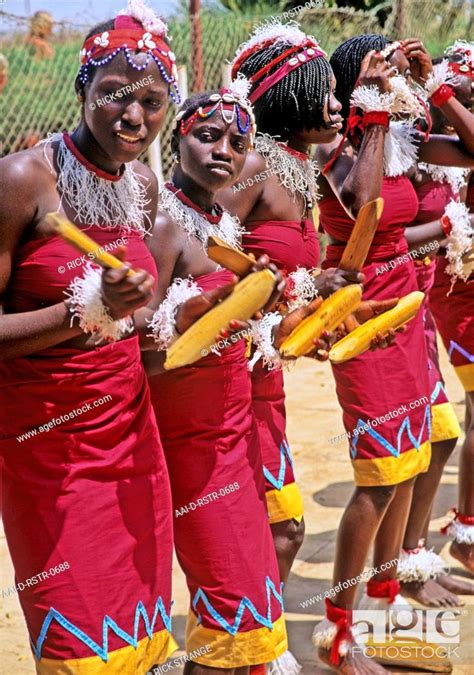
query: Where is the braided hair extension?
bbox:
[330,34,389,121]
[171,91,221,156]
[235,43,333,141]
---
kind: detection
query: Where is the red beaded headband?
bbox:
[232,38,326,104]
[79,15,180,102]
[174,90,256,141]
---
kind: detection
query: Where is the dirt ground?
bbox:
[1,340,473,674]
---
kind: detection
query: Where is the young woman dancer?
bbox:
[428,41,474,576]
[310,34,474,671]
[0,1,185,671]
[221,22,364,593]
[140,85,298,675]
[397,47,474,605]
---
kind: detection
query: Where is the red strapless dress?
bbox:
[147,269,286,668]
[319,176,431,486]
[0,227,177,673]
[409,179,461,441]
[429,176,474,392]
[242,219,320,523]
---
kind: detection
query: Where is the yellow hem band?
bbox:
[454,363,474,392]
[431,402,461,442]
[36,629,178,674]
[353,441,431,487]
[185,611,287,668]
[266,482,304,524]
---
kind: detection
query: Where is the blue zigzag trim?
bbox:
[31,597,173,662]
[431,381,446,405]
[263,439,294,490]
[448,340,474,363]
[192,576,284,636]
[350,405,431,460]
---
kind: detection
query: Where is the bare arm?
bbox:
[0,153,156,360]
[0,154,85,360]
[418,132,474,168]
[315,51,394,218]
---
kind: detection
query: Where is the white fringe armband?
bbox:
[248,312,283,371]
[351,76,426,120]
[424,60,455,98]
[65,263,134,343]
[444,200,473,283]
[147,277,201,351]
[285,267,319,312]
[397,545,446,583]
[350,85,394,113]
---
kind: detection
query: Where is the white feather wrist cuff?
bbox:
[248,312,283,371]
[350,85,394,113]
[424,60,455,98]
[285,267,318,312]
[147,276,201,351]
[65,263,134,343]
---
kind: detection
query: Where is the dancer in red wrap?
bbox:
[395,47,474,605]
[140,84,292,674]
[309,34,474,671]
[426,41,474,576]
[221,20,364,591]
[0,2,189,672]
[221,23,407,674]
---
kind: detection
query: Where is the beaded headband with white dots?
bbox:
[78,7,180,104]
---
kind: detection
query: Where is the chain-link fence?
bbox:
[0,1,472,178]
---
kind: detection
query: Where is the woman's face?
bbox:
[389,48,413,82]
[81,52,169,163]
[293,76,343,144]
[178,110,251,191]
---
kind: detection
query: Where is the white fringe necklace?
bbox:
[254,133,320,209]
[159,184,244,249]
[418,162,469,195]
[42,133,152,236]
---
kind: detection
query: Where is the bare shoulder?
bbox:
[147,207,185,258]
[315,134,352,163]
[0,147,56,237]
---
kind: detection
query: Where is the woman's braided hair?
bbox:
[330,34,389,121]
[235,42,333,141]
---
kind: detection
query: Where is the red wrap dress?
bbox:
[148,269,286,669]
[430,175,474,393]
[242,219,320,524]
[319,176,431,486]
[0,228,177,673]
[408,178,461,441]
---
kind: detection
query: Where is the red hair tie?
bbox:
[325,598,353,666]
[366,578,400,604]
[430,84,454,108]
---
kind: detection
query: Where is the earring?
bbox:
[173,152,180,164]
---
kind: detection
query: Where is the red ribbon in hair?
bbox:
[366,578,400,604]
[325,598,353,666]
